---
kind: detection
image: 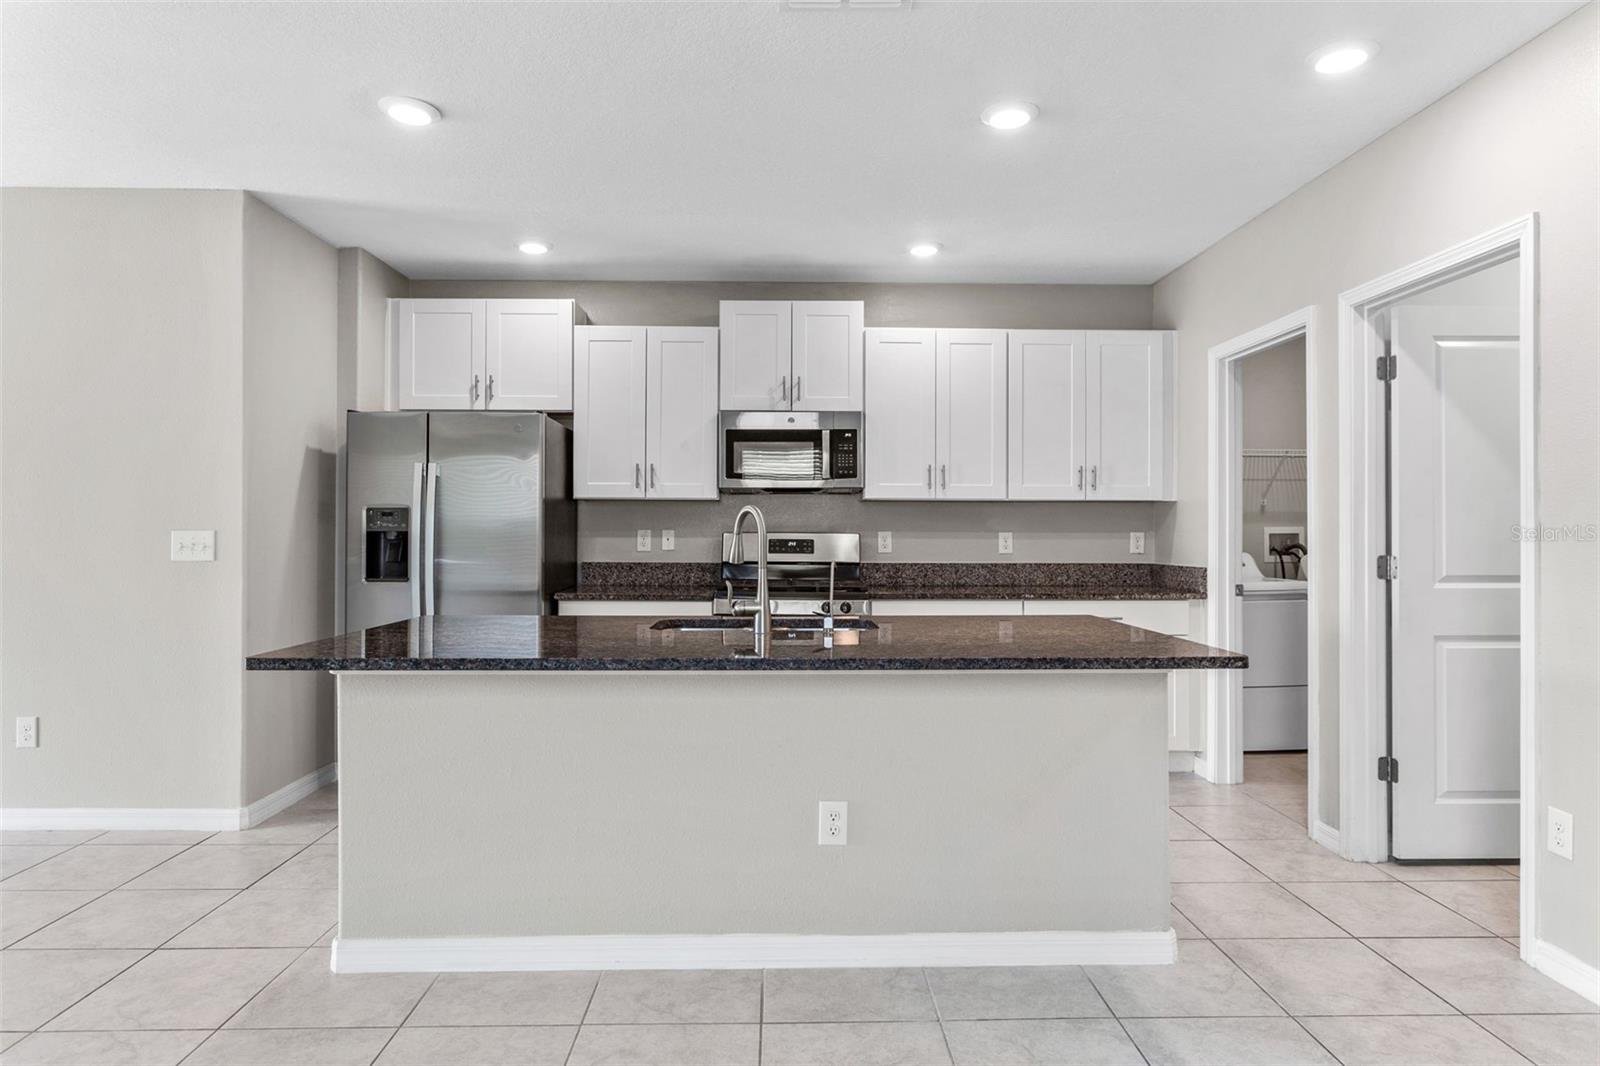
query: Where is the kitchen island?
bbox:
[249,614,1244,974]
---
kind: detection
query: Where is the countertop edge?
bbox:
[248,655,1247,672]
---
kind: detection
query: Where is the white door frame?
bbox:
[1203,309,1321,834]
[1336,215,1538,954]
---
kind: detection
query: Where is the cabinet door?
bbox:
[485,299,574,411]
[792,301,864,411]
[573,326,647,499]
[863,329,937,499]
[1007,330,1087,499]
[1086,331,1172,500]
[394,299,484,410]
[936,329,1007,499]
[646,327,720,500]
[719,301,791,410]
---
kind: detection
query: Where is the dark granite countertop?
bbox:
[553,562,1207,603]
[247,614,1246,672]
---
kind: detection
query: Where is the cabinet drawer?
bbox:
[1020,599,1189,635]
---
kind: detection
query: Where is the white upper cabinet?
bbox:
[937,329,1007,499]
[1008,331,1087,500]
[792,301,864,411]
[485,300,578,411]
[646,327,720,500]
[394,299,484,411]
[719,300,864,412]
[1085,331,1173,500]
[864,328,937,499]
[573,326,648,499]
[393,298,582,412]
[719,301,791,410]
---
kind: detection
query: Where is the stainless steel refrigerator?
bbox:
[344,412,576,631]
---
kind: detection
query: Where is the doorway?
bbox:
[1337,217,1537,947]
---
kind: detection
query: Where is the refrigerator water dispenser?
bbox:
[363,506,410,582]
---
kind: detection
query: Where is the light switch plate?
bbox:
[998,532,1014,555]
[661,529,675,551]
[877,531,893,554]
[1549,806,1573,859]
[1129,532,1146,555]
[636,530,652,552]
[170,530,216,562]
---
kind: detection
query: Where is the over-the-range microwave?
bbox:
[718,411,862,493]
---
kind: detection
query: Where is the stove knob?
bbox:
[817,601,832,615]
[837,601,852,615]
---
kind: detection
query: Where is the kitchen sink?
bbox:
[651,617,878,633]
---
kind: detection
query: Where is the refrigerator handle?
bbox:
[423,462,440,615]
[409,461,425,618]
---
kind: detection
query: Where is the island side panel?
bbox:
[336,670,1169,940]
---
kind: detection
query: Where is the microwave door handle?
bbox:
[409,462,425,618]
[423,462,440,615]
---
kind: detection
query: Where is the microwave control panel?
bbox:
[830,429,858,478]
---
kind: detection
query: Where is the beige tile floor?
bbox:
[1,753,1594,1065]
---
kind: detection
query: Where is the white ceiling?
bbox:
[1,1,1580,283]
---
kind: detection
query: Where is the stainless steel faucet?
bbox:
[728,504,771,643]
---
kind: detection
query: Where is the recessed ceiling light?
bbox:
[518,241,551,256]
[981,102,1038,130]
[908,242,942,258]
[379,96,441,126]
[1311,43,1375,75]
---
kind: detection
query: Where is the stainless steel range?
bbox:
[713,532,868,618]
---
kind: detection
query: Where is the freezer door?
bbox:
[427,412,550,615]
[346,412,428,631]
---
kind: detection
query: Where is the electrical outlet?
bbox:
[998,532,1014,555]
[877,531,893,554]
[1549,806,1573,859]
[636,529,652,552]
[818,800,848,846]
[1129,531,1146,555]
[16,716,38,748]
[661,529,675,551]
[170,530,216,562]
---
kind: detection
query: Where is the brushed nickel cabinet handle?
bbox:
[795,376,802,401]
[635,463,642,489]
[940,464,947,490]
[471,374,481,405]
[926,464,933,490]
[486,374,495,406]
[1077,465,1084,489]
[780,377,788,402]
[1091,465,1098,491]
[649,462,657,489]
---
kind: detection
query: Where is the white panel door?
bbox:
[646,327,719,500]
[395,299,484,410]
[1007,330,1087,499]
[485,299,574,411]
[719,301,792,410]
[573,326,647,499]
[1390,307,1521,860]
[1086,331,1171,500]
[863,328,936,499]
[937,329,1007,499]
[792,301,864,411]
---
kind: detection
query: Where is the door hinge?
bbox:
[1377,554,1397,580]
[1376,353,1397,381]
[1377,755,1399,783]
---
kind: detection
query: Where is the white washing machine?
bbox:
[1240,557,1309,751]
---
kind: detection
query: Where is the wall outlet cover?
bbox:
[170,530,216,562]
[636,529,652,552]
[1129,531,1146,555]
[15,716,38,748]
[1548,806,1573,859]
[998,532,1014,555]
[661,529,675,551]
[818,800,848,846]
[877,531,892,554]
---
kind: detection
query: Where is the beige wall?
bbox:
[1153,6,1598,967]
[1,189,246,808]
[241,196,340,803]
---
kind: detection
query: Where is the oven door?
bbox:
[721,427,827,490]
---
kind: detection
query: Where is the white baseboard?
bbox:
[244,763,338,828]
[1311,819,1340,853]
[1167,751,1198,773]
[1528,937,1600,1006]
[332,929,1178,974]
[0,762,336,832]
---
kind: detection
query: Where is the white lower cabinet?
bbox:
[869,600,1023,617]
[864,328,1005,500]
[558,600,712,617]
[575,326,719,500]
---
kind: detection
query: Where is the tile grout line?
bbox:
[560,968,603,1066]
[922,966,958,1066]
[1080,962,1152,1064]
[22,946,156,1035]
[368,971,439,1065]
